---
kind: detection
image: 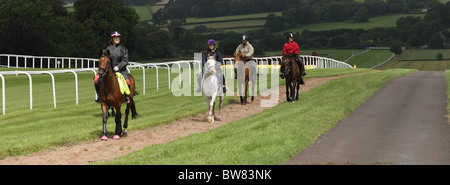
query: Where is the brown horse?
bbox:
[281,54,301,102]
[234,52,256,105]
[97,49,138,141]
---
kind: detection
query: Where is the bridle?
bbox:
[282,56,293,75]
[98,55,111,78]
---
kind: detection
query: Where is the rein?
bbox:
[98,56,120,102]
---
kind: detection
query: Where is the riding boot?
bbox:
[123,85,131,103]
[280,67,285,79]
[94,80,101,103]
[234,68,237,79]
[223,75,227,93]
[295,58,306,76]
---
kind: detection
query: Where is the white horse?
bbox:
[202,55,224,123]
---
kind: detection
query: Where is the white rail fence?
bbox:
[0,54,352,115]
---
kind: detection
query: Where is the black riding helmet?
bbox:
[286,33,294,40]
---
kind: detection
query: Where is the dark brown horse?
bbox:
[281,54,301,102]
[234,52,256,105]
[97,49,137,141]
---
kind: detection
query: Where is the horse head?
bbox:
[205,54,217,74]
[98,49,111,77]
[281,54,294,76]
[233,52,246,63]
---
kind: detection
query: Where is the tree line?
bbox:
[0,0,448,62]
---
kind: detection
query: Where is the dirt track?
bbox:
[0,75,351,165]
[284,71,450,165]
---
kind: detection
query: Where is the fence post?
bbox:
[0,74,4,115]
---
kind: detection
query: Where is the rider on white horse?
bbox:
[196,39,227,93]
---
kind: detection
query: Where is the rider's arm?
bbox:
[216,50,223,65]
[117,47,129,69]
[244,44,254,58]
[282,43,288,55]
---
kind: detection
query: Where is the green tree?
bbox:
[353,6,370,23]
[73,0,139,57]
[429,32,444,49]
[0,0,74,56]
[390,42,403,55]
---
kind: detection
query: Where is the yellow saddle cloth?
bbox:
[116,72,130,95]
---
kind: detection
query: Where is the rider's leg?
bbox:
[94,74,101,103]
[196,68,203,93]
[296,56,306,76]
[122,72,131,104]
[223,74,227,93]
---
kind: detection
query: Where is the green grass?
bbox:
[346,50,394,68]
[0,68,234,158]
[278,14,425,34]
[185,12,282,24]
[96,68,415,165]
[265,49,364,61]
[183,19,266,30]
[0,68,364,159]
[377,49,450,71]
[129,6,153,22]
[397,49,450,61]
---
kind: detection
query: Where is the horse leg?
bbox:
[244,79,248,105]
[207,97,215,123]
[296,79,300,101]
[101,103,108,141]
[111,107,115,117]
[114,105,122,140]
[290,82,296,103]
[212,101,216,121]
[123,102,130,137]
[217,96,223,121]
[286,80,290,102]
[251,78,255,102]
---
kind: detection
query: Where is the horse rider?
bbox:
[234,35,255,79]
[196,39,227,93]
[94,31,131,104]
[282,33,306,78]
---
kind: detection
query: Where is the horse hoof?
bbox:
[215,116,222,121]
[101,136,108,141]
[113,135,120,140]
[122,130,128,137]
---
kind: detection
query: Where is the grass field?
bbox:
[278,14,425,34]
[377,49,450,71]
[0,67,367,159]
[265,49,365,61]
[96,69,415,165]
[346,50,394,68]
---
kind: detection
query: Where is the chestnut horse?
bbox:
[234,52,256,105]
[281,54,301,102]
[97,49,138,141]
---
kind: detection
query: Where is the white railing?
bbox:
[0,54,98,69]
[0,54,352,115]
[0,69,97,115]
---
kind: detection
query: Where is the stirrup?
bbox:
[123,95,130,103]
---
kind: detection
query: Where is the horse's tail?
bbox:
[131,99,138,119]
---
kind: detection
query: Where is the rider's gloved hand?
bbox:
[114,66,119,72]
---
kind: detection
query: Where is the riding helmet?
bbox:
[110,31,121,38]
[207,39,216,45]
[242,35,248,41]
[286,33,294,40]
